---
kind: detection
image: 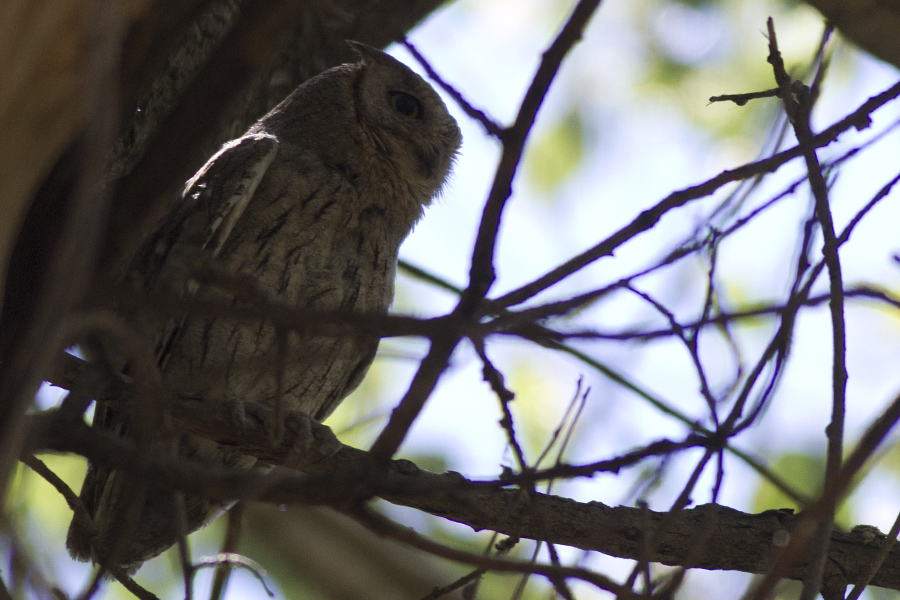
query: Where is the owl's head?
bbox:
[349,42,461,207]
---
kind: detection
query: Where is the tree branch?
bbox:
[23,401,900,593]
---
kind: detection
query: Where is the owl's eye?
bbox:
[389,92,422,119]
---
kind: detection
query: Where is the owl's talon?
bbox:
[282,413,342,468]
[239,401,270,427]
[312,422,343,457]
[286,412,313,450]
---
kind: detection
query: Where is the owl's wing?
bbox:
[190,133,280,258]
[134,132,280,287]
[67,134,281,567]
[131,132,280,368]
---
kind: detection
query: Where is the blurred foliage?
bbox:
[751,452,854,528]
[631,0,832,133]
[523,108,585,197]
[508,359,566,462]
[517,0,861,203]
[877,439,900,480]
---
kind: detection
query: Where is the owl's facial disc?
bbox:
[350,42,461,204]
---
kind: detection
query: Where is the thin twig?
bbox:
[473,340,527,471]
[349,504,627,595]
[709,88,780,105]
[209,504,245,600]
[401,39,504,138]
[765,18,846,600]
[464,0,605,311]
[193,553,274,597]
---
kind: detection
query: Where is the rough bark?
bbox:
[804,0,900,70]
[24,377,900,594]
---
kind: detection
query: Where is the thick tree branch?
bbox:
[23,401,900,593]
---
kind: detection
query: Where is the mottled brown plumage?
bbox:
[66,42,460,571]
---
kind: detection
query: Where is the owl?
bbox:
[66,41,461,572]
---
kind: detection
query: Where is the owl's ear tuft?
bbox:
[346,40,385,64]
